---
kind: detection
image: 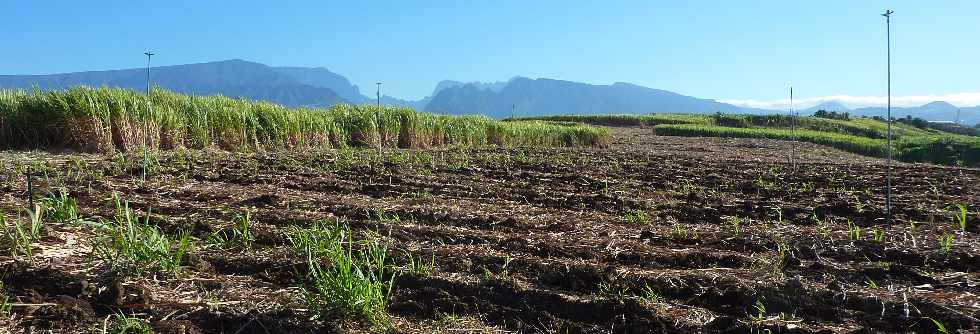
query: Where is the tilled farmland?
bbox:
[1,127,978,333]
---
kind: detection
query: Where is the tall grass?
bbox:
[0,87,609,152]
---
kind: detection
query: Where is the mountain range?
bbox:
[802,100,980,125]
[1,59,977,124]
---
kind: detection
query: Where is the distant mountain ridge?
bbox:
[2,59,977,124]
[802,101,851,114]
[800,99,980,125]
[424,77,745,118]
[0,59,348,107]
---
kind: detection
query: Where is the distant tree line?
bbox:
[894,115,980,137]
[813,109,850,120]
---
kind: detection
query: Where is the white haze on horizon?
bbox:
[720,92,980,111]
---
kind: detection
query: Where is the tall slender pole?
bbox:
[143,52,154,181]
[375,82,382,154]
[882,10,893,224]
[790,86,795,168]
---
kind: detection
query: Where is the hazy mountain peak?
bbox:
[804,101,851,112]
[0,59,348,107]
[425,76,743,118]
[272,65,364,103]
[922,101,956,109]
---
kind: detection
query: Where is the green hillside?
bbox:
[520,113,980,167]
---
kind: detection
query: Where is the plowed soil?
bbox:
[1,127,978,333]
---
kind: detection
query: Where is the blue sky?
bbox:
[1,1,978,108]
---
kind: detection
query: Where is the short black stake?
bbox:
[27,167,34,210]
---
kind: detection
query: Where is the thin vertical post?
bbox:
[26,167,34,210]
[882,10,893,224]
[375,82,383,154]
[790,86,795,168]
[143,52,154,181]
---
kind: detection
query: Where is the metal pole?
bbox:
[143,52,154,181]
[882,10,893,225]
[375,82,382,153]
[790,86,795,168]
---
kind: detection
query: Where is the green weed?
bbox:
[871,229,884,242]
[950,204,968,231]
[287,220,394,327]
[939,233,954,254]
[0,207,43,261]
[91,195,192,276]
[404,250,436,277]
[0,281,10,318]
[865,277,879,289]
[727,216,743,237]
[39,188,81,225]
[207,209,256,250]
[622,209,651,225]
[923,317,950,334]
[639,284,661,304]
[107,312,151,334]
[847,220,861,241]
[750,299,767,322]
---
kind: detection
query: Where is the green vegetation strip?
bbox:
[654,124,980,166]
[532,112,980,166]
[0,87,609,152]
[514,114,713,127]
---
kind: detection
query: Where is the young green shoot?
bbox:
[639,284,660,305]
[622,209,651,225]
[938,233,954,254]
[847,220,861,241]
[924,317,950,334]
[91,195,192,276]
[404,250,436,277]
[751,299,767,322]
[865,277,879,289]
[871,229,884,242]
[108,312,151,334]
[40,188,82,225]
[0,281,10,318]
[207,209,256,250]
[727,216,743,237]
[950,204,968,231]
[287,219,394,328]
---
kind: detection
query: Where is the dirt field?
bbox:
[1,127,978,333]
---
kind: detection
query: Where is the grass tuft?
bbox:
[39,188,81,225]
[287,219,394,327]
[622,209,651,225]
[0,281,10,318]
[90,195,192,276]
[107,312,151,334]
[206,209,256,250]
